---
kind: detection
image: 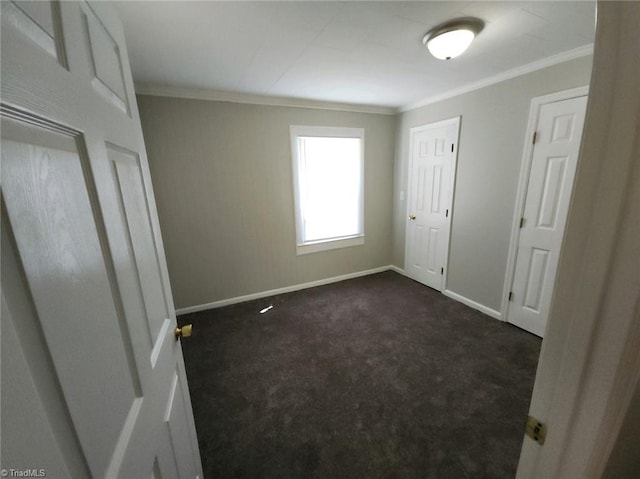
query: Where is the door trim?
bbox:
[404,116,461,291]
[500,86,589,323]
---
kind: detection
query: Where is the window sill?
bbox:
[296,236,364,255]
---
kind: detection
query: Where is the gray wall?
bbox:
[137,96,396,309]
[602,378,640,478]
[139,56,593,312]
[393,55,593,313]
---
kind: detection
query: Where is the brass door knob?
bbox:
[409,214,416,220]
[175,324,193,339]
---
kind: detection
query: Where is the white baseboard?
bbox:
[443,289,502,320]
[389,265,406,275]
[390,268,502,320]
[176,265,395,315]
[175,265,503,322]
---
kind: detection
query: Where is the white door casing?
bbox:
[506,93,588,337]
[405,117,460,291]
[1,2,203,478]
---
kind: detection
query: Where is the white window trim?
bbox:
[290,125,365,256]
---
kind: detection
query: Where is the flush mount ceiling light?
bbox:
[423,18,484,60]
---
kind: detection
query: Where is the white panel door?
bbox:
[507,96,587,337]
[405,118,459,291]
[1,2,202,478]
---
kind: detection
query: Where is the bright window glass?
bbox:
[290,126,364,254]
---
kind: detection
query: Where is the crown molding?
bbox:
[135,44,594,116]
[134,83,398,115]
[401,43,594,112]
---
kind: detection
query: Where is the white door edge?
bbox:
[404,116,461,291]
[500,86,589,324]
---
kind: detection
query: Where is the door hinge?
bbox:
[508,291,513,301]
[440,267,444,275]
[532,131,538,144]
[519,217,525,228]
[445,209,449,218]
[451,143,454,152]
[525,416,547,445]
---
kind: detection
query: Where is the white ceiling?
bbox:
[113,1,596,110]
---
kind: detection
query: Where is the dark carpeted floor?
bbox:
[179,271,541,479]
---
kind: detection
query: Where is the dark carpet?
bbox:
[179,271,541,479]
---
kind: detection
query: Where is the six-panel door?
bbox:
[405,119,458,291]
[508,96,588,337]
[1,1,202,477]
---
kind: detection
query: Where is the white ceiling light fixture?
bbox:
[423,18,485,60]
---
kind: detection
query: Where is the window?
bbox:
[290,125,364,255]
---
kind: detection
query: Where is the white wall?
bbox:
[393,55,593,313]
[137,97,396,309]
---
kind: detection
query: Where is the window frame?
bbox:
[290,125,365,255]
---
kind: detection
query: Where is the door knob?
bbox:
[174,324,193,339]
[409,214,416,220]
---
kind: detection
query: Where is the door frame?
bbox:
[516,3,640,475]
[500,86,589,323]
[404,116,461,291]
